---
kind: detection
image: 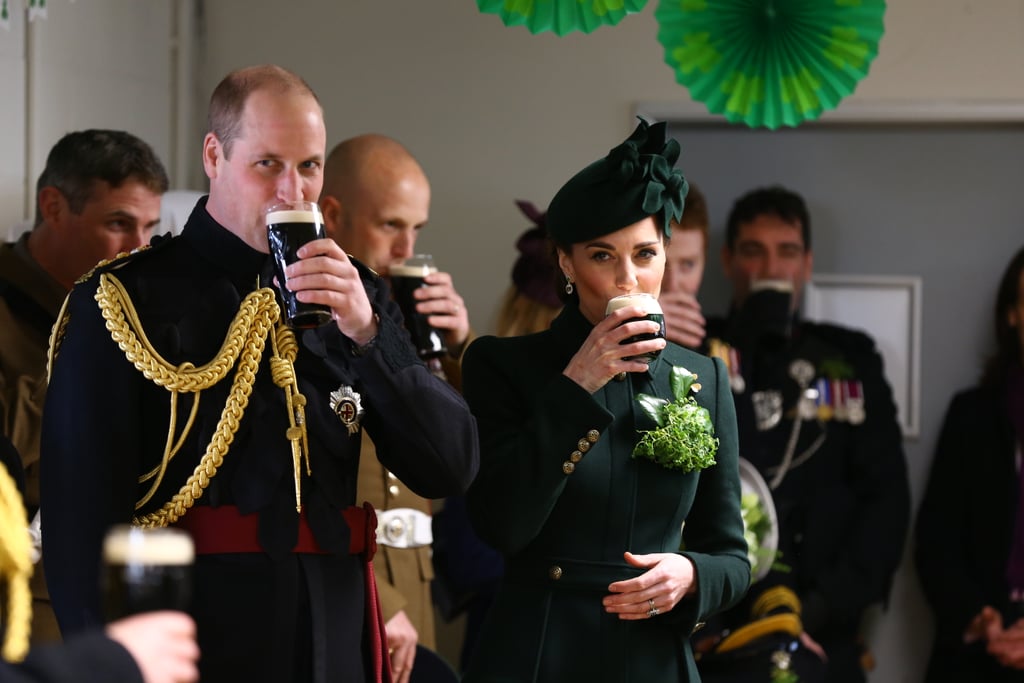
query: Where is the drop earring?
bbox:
[564,275,574,295]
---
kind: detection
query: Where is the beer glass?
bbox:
[745,278,795,339]
[266,200,333,329]
[101,525,194,622]
[605,293,666,363]
[390,254,447,359]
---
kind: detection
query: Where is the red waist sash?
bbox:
[175,502,391,683]
[175,503,377,559]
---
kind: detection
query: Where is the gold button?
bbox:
[577,439,590,453]
[388,485,400,496]
[548,565,563,580]
[570,450,583,463]
[562,461,575,474]
[587,430,600,443]
[614,372,627,381]
[387,471,398,481]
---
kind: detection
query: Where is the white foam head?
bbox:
[265,208,322,226]
[390,262,437,278]
[605,292,662,316]
[750,278,794,294]
[103,526,194,566]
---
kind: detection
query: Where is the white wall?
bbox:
[0,5,28,230]
[0,0,176,239]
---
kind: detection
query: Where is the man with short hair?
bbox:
[41,65,478,682]
[696,186,910,683]
[0,128,167,643]
[320,134,471,682]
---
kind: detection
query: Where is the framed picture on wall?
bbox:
[802,274,922,438]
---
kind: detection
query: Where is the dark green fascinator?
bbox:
[546,118,688,245]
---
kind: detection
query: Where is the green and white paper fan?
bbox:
[655,0,886,129]
[477,0,648,36]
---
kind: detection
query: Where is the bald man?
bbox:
[320,134,472,683]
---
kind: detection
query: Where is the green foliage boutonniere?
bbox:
[633,367,718,473]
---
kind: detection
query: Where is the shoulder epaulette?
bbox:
[74,233,177,285]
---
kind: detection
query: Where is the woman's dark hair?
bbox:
[981,245,1024,386]
[552,214,668,304]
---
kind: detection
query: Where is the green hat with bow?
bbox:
[546,118,688,245]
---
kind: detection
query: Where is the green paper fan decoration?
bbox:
[477,0,649,36]
[655,0,886,129]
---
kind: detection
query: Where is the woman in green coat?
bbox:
[462,120,750,682]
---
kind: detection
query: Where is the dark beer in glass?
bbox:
[390,255,447,359]
[605,293,666,363]
[101,526,194,622]
[266,201,333,329]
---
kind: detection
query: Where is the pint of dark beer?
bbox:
[742,278,795,340]
[101,525,194,622]
[390,254,447,359]
[266,201,333,329]
[605,293,666,363]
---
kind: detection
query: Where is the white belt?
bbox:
[375,508,432,549]
[28,510,42,564]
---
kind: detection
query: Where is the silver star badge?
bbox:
[329,385,364,435]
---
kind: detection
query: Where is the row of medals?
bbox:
[726,355,866,432]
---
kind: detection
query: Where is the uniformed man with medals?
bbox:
[39,65,479,683]
[694,187,910,683]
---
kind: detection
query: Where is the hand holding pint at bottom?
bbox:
[106,611,200,683]
[102,526,199,683]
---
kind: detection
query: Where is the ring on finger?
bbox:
[647,598,659,618]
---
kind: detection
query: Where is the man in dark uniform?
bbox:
[40,64,478,683]
[695,186,910,683]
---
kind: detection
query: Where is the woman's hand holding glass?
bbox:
[562,304,667,393]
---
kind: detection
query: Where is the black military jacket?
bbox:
[40,199,479,682]
[701,313,910,680]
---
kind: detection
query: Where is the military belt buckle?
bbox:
[375,507,433,548]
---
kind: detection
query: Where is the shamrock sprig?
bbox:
[632,367,718,473]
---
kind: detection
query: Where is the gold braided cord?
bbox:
[97,274,263,392]
[135,389,202,510]
[714,613,802,654]
[46,292,72,383]
[751,585,802,618]
[48,248,144,381]
[0,465,32,663]
[90,272,311,527]
[268,324,312,512]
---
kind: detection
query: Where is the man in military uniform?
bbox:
[40,65,478,682]
[320,134,472,682]
[0,129,167,644]
[695,186,910,683]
